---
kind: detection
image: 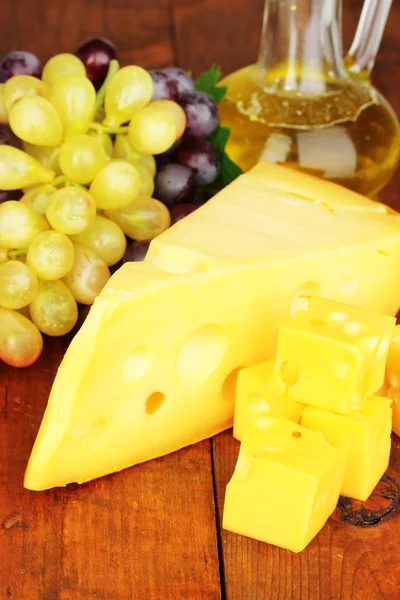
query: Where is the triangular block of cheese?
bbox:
[25,162,400,490]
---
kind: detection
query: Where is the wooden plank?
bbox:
[0,1,221,598]
[171,0,264,76]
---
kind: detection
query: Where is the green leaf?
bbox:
[195,65,227,104]
[209,125,243,189]
[195,65,243,189]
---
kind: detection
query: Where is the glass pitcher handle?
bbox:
[347,0,392,75]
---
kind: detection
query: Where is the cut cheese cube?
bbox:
[25,162,400,490]
[234,359,304,440]
[301,397,392,501]
[276,296,395,413]
[222,417,347,553]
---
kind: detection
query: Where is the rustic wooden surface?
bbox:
[0,1,400,599]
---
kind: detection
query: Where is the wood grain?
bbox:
[0,0,400,599]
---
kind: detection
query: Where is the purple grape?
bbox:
[75,37,118,88]
[174,137,220,186]
[162,67,194,99]
[170,203,201,225]
[179,91,218,137]
[148,70,176,101]
[0,51,42,82]
[155,163,196,208]
[122,240,151,263]
[0,189,23,203]
[0,124,22,149]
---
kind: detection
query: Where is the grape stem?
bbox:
[89,121,128,135]
[52,175,67,187]
[8,249,27,259]
[95,58,120,111]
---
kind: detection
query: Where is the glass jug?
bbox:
[219,0,400,197]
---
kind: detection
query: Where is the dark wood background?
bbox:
[1,1,400,599]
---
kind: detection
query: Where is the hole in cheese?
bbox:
[292,431,302,438]
[341,276,358,295]
[279,361,300,387]
[151,247,206,275]
[123,346,153,382]
[295,281,321,300]
[342,321,363,336]
[249,393,270,414]
[332,355,353,379]
[377,249,390,256]
[222,368,241,402]
[146,392,166,415]
[176,324,228,386]
[329,311,348,324]
[309,317,333,326]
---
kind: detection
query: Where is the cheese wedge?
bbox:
[25,162,400,490]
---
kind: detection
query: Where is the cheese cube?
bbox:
[234,359,304,440]
[276,296,395,413]
[301,397,391,501]
[223,418,347,553]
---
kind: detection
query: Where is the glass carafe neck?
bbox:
[257,0,347,94]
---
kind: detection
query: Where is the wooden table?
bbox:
[1,1,400,598]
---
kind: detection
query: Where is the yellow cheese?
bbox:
[301,397,392,501]
[234,359,304,440]
[276,296,395,414]
[25,162,400,490]
[222,417,347,553]
[382,325,400,436]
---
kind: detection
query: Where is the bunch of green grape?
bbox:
[0,52,187,368]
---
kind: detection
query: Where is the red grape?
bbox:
[174,136,220,186]
[155,163,196,208]
[0,189,23,203]
[122,240,151,263]
[179,91,218,137]
[0,51,42,82]
[0,124,22,149]
[75,37,118,88]
[170,203,201,225]
[162,68,194,99]
[148,70,176,101]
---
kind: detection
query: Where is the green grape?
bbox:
[26,230,75,280]
[45,187,96,235]
[128,105,177,155]
[49,75,96,138]
[0,308,43,367]
[88,130,113,157]
[0,84,8,124]
[20,184,57,217]
[151,100,187,139]
[2,75,49,112]
[0,247,8,263]
[63,243,110,305]
[104,66,153,129]
[114,135,156,176]
[9,96,63,147]
[0,260,38,309]
[70,215,126,266]
[23,144,62,175]
[42,53,86,87]
[89,160,140,210]
[105,196,171,241]
[124,159,154,197]
[58,134,107,185]
[0,146,55,190]
[0,200,49,248]
[29,279,78,336]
